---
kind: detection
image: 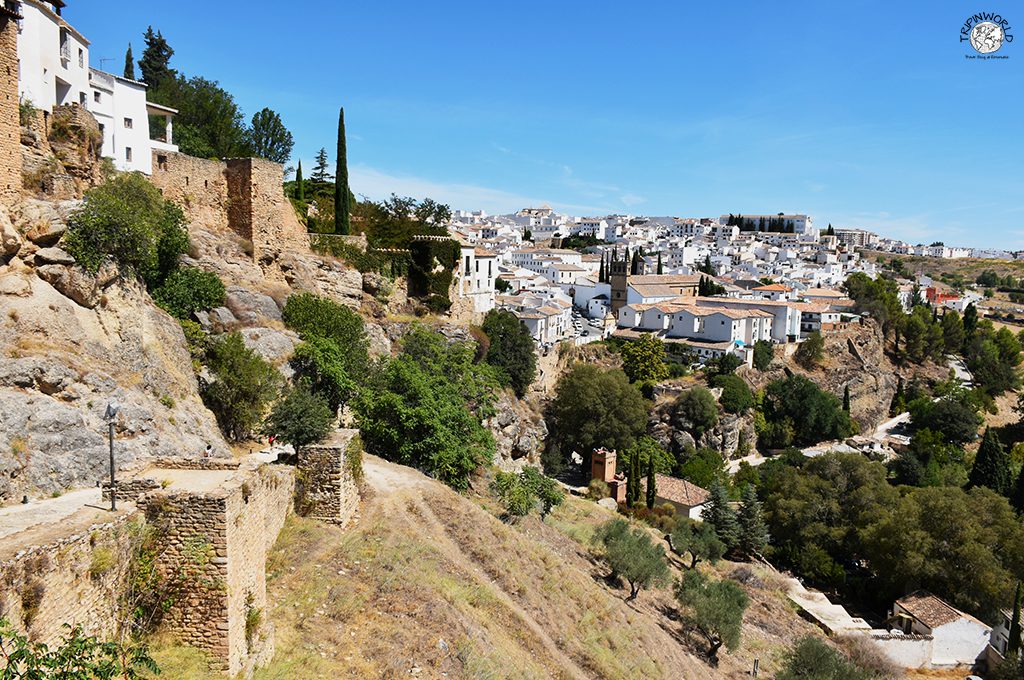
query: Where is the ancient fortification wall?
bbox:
[0,11,21,205]
[296,429,361,527]
[0,512,136,644]
[150,151,308,264]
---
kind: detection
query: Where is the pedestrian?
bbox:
[204,443,212,458]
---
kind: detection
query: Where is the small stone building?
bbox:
[590,447,626,504]
[886,591,991,668]
[653,474,710,520]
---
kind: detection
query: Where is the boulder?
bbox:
[35,264,99,308]
[238,327,300,376]
[0,208,21,260]
[34,246,76,266]
[224,285,283,325]
[15,199,68,246]
[0,273,31,297]
[208,306,238,328]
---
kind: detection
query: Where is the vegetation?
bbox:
[672,387,719,440]
[545,365,647,473]
[481,310,537,397]
[202,333,283,441]
[620,333,669,384]
[668,519,725,569]
[752,339,774,370]
[247,107,294,164]
[151,267,226,320]
[0,618,159,679]
[794,331,825,368]
[702,480,740,552]
[353,326,497,489]
[335,107,350,235]
[263,381,334,454]
[673,570,748,664]
[593,519,670,601]
[64,173,188,286]
[282,292,368,375]
[759,375,852,448]
[775,636,876,680]
[710,374,753,414]
[490,467,564,519]
[736,484,769,559]
[289,336,358,413]
[968,427,1013,495]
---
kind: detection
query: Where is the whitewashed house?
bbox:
[455,244,497,315]
[885,591,991,668]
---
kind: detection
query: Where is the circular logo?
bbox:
[970,21,1005,53]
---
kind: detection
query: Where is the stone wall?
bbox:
[0,13,19,205]
[139,463,295,676]
[149,151,308,265]
[296,429,361,527]
[0,512,136,644]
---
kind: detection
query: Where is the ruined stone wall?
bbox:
[224,159,253,243]
[296,429,360,526]
[0,512,136,644]
[0,14,20,205]
[148,151,229,230]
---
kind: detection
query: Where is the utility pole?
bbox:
[104,401,120,511]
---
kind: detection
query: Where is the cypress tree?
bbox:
[964,303,978,343]
[598,254,605,283]
[334,106,351,235]
[703,480,739,551]
[123,43,135,80]
[968,428,1012,495]
[645,453,656,510]
[842,385,850,412]
[295,160,304,202]
[630,249,640,275]
[1010,582,1023,656]
[657,252,663,275]
[737,484,769,559]
[627,449,641,506]
[1011,465,1024,515]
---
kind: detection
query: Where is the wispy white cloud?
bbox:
[620,193,647,207]
[349,164,609,215]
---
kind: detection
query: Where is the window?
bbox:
[464,256,470,274]
[123,117,132,129]
[79,92,86,105]
[157,154,167,170]
[78,49,84,68]
[125,147,132,162]
[93,91,100,103]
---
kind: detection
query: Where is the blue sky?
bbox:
[72,1,1022,248]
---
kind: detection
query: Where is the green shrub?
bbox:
[89,547,116,579]
[482,309,537,397]
[588,478,611,500]
[290,337,357,412]
[262,381,333,453]
[776,636,875,680]
[711,374,754,414]
[282,292,368,375]
[345,434,364,483]
[202,333,283,441]
[752,340,773,371]
[64,173,188,287]
[0,617,158,677]
[152,267,226,319]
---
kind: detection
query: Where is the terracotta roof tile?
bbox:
[895,591,965,629]
[654,475,710,507]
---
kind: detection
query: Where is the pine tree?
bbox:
[335,106,351,235]
[123,43,135,80]
[295,160,304,202]
[138,27,176,90]
[842,385,850,412]
[964,303,978,343]
[737,485,769,559]
[656,252,663,275]
[1010,582,1022,656]
[311,148,332,183]
[703,480,739,551]
[598,254,605,283]
[968,428,1012,495]
[645,453,656,510]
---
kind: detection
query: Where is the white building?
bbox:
[17,0,178,173]
[885,591,991,668]
[456,244,497,315]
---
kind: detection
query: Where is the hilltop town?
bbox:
[2,3,1024,680]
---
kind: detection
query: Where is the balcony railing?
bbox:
[59,40,70,62]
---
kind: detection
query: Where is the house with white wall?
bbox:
[456,243,497,315]
[880,591,991,669]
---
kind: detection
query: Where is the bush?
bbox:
[752,340,773,371]
[482,309,537,397]
[290,336,357,412]
[672,387,720,439]
[776,636,875,680]
[263,381,334,453]
[64,172,188,287]
[795,331,825,368]
[711,374,754,414]
[588,478,610,500]
[151,267,226,319]
[202,333,283,441]
[282,292,369,375]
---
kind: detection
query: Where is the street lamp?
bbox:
[104,401,120,511]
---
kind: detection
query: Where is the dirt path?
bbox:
[360,455,592,680]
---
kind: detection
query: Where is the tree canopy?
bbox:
[482,309,537,397]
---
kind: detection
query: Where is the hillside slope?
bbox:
[153,455,825,679]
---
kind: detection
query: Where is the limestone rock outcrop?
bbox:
[485,391,548,470]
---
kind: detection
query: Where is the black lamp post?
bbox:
[104,401,120,511]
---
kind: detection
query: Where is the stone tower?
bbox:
[0,3,21,205]
[609,247,630,313]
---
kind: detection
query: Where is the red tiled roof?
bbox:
[895,591,966,629]
[654,475,710,507]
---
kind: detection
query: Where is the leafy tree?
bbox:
[706,352,742,376]
[546,365,647,471]
[335,107,351,235]
[289,336,357,412]
[247,107,294,164]
[482,309,537,397]
[521,466,564,517]
[138,26,176,90]
[595,519,670,601]
[752,340,773,371]
[353,327,497,489]
[123,43,135,80]
[624,436,675,475]
[282,292,369,375]
[968,428,1013,495]
[673,387,719,440]
[775,636,874,680]
[676,448,726,489]
[65,173,188,287]
[762,375,852,447]
[704,480,740,550]
[310,148,333,183]
[620,333,669,384]
[263,381,333,454]
[910,393,981,445]
[151,267,225,319]
[737,484,769,559]
[202,333,283,441]
[844,272,903,335]
[669,519,725,569]
[899,306,944,364]
[0,618,159,679]
[357,194,450,249]
[795,331,825,368]
[711,374,753,414]
[674,570,748,664]
[151,75,249,158]
[645,452,657,509]
[490,467,562,519]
